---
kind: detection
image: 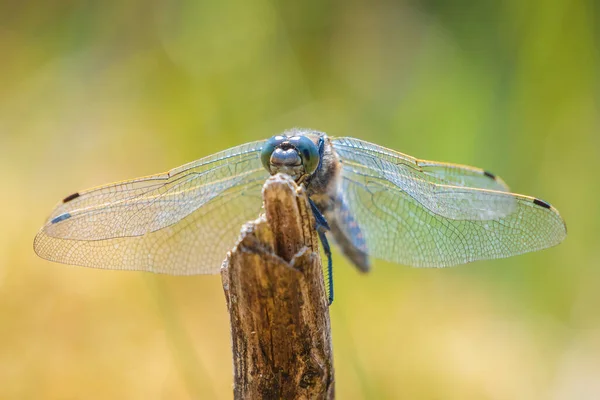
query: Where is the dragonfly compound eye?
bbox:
[261,135,320,178]
[260,135,285,171]
[288,135,320,175]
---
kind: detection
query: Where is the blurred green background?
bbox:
[0,0,598,399]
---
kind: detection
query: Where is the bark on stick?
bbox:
[221,173,335,399]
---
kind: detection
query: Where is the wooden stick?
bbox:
[221,173,335,399]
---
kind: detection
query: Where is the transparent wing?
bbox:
[34,141,269,274]
[46,140,266,224]
[418,161,509,191]
[335,137,510,192]
[332,137,566,267]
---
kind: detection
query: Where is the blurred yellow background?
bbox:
[1,0,598,399]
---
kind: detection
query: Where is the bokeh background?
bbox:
[1,0,598,399]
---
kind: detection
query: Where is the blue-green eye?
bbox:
[288,135,320,175]
[261,136,284,171]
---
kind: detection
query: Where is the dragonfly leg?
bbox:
[308,198,334,305]
[317,230,334,305]
[309,198,331,231]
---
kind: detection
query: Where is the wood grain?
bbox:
[221,173,334,399]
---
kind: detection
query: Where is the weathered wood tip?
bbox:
[221,173,334,399]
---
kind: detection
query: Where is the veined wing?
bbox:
[34,141,268,274]
[334,137,509,192]
[332,137,566,267]
[46,141,265,222]
[418,161,509,191]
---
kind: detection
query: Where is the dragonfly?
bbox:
[34,128,567,304]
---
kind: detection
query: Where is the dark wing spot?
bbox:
[62,192,80,203]
[533,198,551,209]
[51,213,72,224]
[483,170,497,180]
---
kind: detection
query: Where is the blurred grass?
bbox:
[0,0,598,399]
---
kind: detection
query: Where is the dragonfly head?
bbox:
[261,134,320,181]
